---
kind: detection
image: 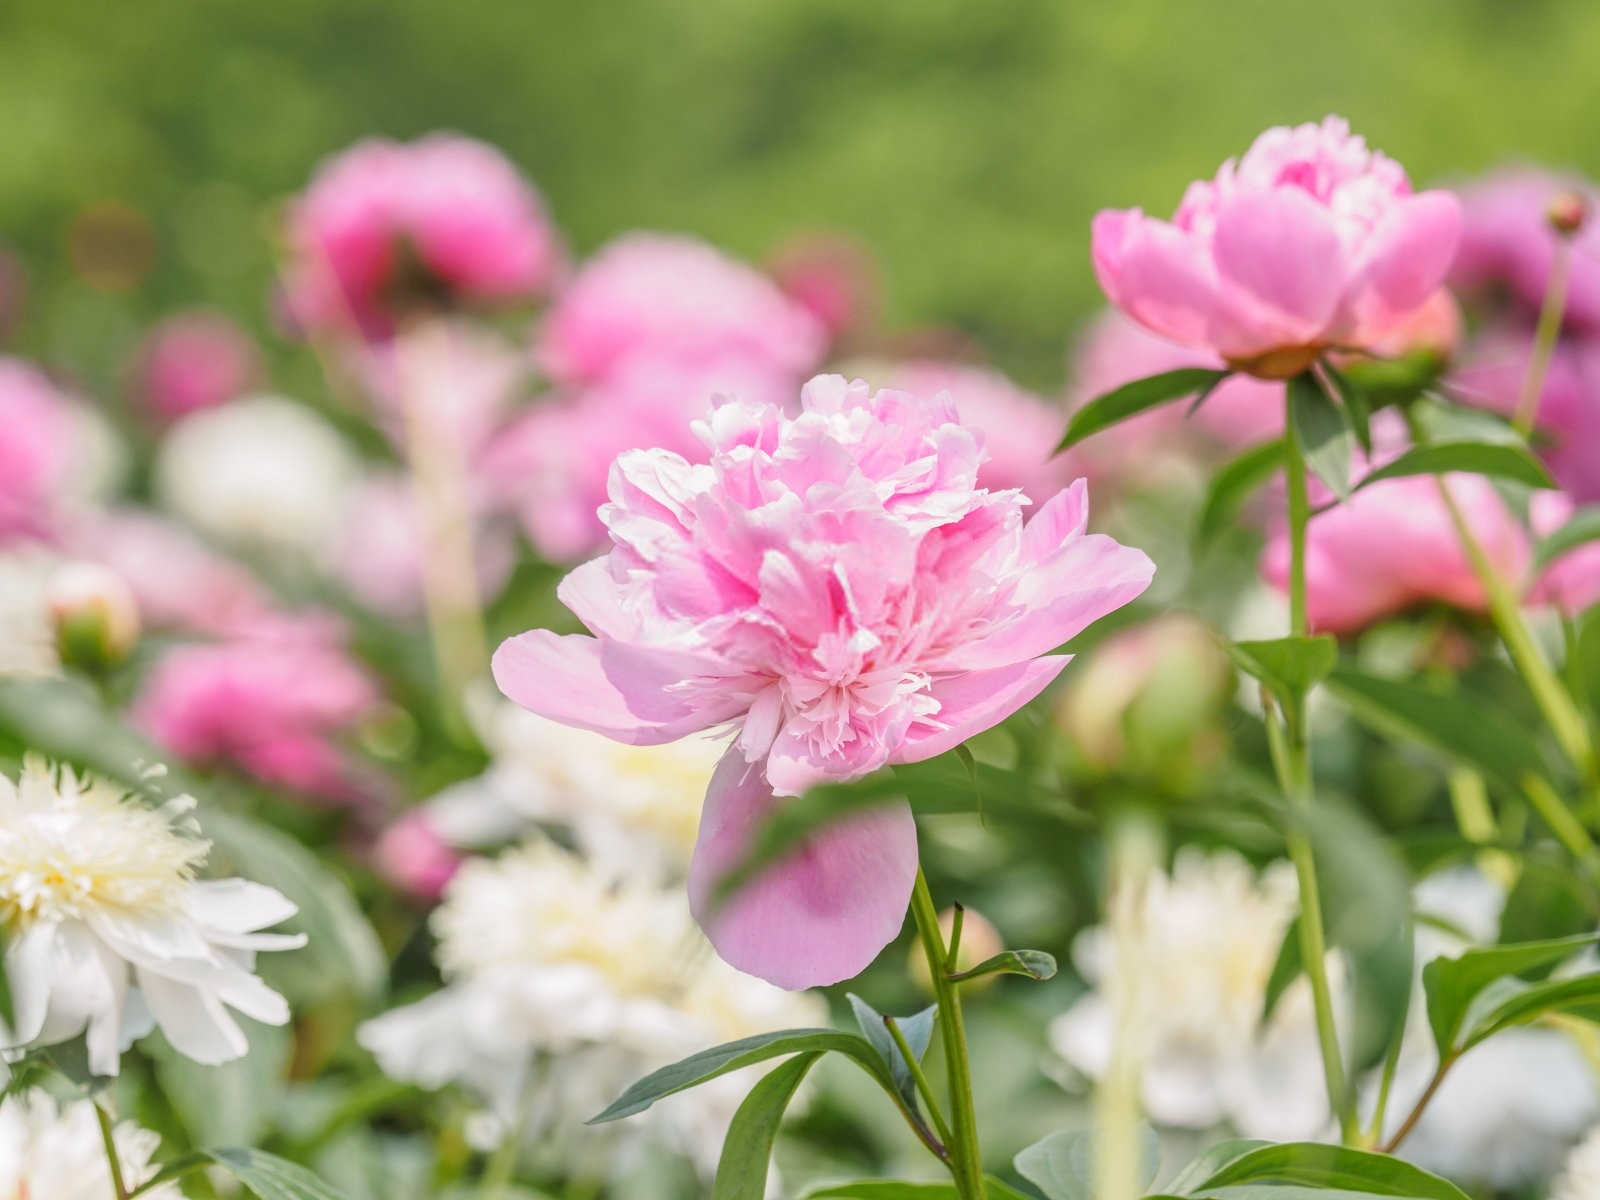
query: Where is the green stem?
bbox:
[1285,414,1311,638]
[1379,1053,1457,1154]
[1513,238,1572,436]
[94,1101,130,1200]
[910,869,985,1200]
[1523,773,1600,885]
[885,1015,955,1148]
[1364,1017,1407,1148]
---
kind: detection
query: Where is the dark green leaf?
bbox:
[1014,1128,1158,1200]
[1322,366,1373,456]
[946,949,1057,984]
[142,1149,351,1200]
[1499,854,1597,945]
[1421,934,1599,1054]
[1354,442,1555,493]
[1165,1140,1271,1195]
[847,994,936,1113]
[1288,372,1355,500]
[1572,607,1600,717]
[1227,636,1337,713]
[1191,1142,1469,1200]
[1532,506,1600,573]
[591,1029,893,1124]
[1259,919,1302,1028]
[1056,368,1231,452]
[713,1053,821,1200]
[1197,439,1285,545]
[1464,969,1600,1047]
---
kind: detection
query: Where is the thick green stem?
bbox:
[910,869,985,1200]
[95,1101,130,1200]
[1513,239,1572,436]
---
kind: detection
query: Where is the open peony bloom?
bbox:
[282,134,564,338]
[493,375,1154,987]
[535,232,828,386]
[1092,116,1462,378]
[0,1091,186,1199]
[0,756,305,1074]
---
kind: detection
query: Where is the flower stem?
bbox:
[1379,1052,1458,1154]
[1513,238,1572,436]
[94,1100,130,1200]
[910,868,986,1200]
[885,1014,955,1148]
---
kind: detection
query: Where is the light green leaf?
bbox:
[1321,365,1373,456]
[946,949,1057,984]
[1422,934,1599,1054]
[805,1181,1033,1200]
[1227,636,1337,712]
[1015,1128,1158,1200]
[1354,442,1554,493]
[1164,1140,1271,1195]
[848,994,936,1113]
[132,1148,351,1200]
[149,1018,292,1148]
[713,1052,822,1200]
[1188,1142,1470,1200]
[1463,970,1600,1047]
[1197,439,1285,545]
[1288,372,1355,500]
[1056,368,1231,452]
[1532,505,1600,573]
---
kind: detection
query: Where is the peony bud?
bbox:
[909,905,1005,993]
[374,811,462,901]
[1548,190,1590,239]
[47,561,140,671]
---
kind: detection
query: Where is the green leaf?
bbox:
[1056,368,1231,452]
[149,1018,292,1148]
[1532,505,1600,573]
[135,1148,352,1200]
[1322,365,1373,456]
[1014,1128,1158,1200]
[1197,439,1285,545]
[848,994,936,1113]
[591,1029,893,1124]
[946,949,1058,984]
[1462,970,1600,1047]
[1499,853,1597,944]
[713,1052,821,1200]
[1288,372,1355,500]
[1227,636,1337,714]
[1189,1142,1470,1200]
[1165,1140,1271,1195]
[1422,934,1600,1053]
[1259,920,1302,1028]
[805,1181,1033,1200]
[1353,442,1555,493]
[1323,668,1553,791]
[201,809,387,1005]
[1572,607,1600,717]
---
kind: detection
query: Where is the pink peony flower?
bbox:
[1530,491,1600,617]
[480,354,794,562]
[1092,116,1461,378]
[1261,416,1530,633]
[282,134,563,338]
[1451,168,1600,332]
[535,233,827,386]
[492,375,1154,987]
[767,231,880,344]
[134,617,383,807]
[0,358,72,543]
[373,810,463,901]
[881,360,1079,501]
[132,310,260,422]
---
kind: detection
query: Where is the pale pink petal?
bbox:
[897,656,1073,763]
[1356,190,1464,312]
[1091,210,1221,350]
[1211,187,1345,338]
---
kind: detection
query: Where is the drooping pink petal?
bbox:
[897,656,1073,763]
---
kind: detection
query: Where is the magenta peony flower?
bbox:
[492,375,1154,987]
[535,233,827,386]
[134,617,382,807]
[481,354,794,562]
[282,134,563,338]
[1531,491,1600,617]
[132,310,260,422]
[1261,417,1530,633]
[1092,116,1461,378]
[1451,168,1600,332]
[0,358,72,543]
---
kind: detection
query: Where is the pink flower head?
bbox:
[1530,491,1600,617]
[0,357,72,543]
[535,233,828,386]
[1261,416,1530,633]
[133,310,260,422]
[134,617,383,807]
[492,374,1155,987]
[1451,168,1600,332]
[767,231,881,343]
[373,810,463,900]
[1092,116,1462,378]
[480,354,794,562]
[882,360,1079,501]
[283,134,563,338]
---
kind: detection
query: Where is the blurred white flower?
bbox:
[1049,847,1336,1141]
[0,1090,184,1199]
[0,755,306,1074]
[154,394,358,557]
[1556,1125,1600,1200]
[0,546,62,678]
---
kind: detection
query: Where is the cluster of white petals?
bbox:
[0,1090,185,1199]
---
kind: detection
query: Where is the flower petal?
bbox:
[137,968,249,1065]
[1211,187,1346,340]
[1356,190,1464,312]
[896,655,1072,763]
[1092,209,1221,349]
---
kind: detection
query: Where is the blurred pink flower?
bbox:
[373,810,463,901]
[134,617,382,807]
[1261,416,1530,633]
[480,354,794,562]
[282,134,563,338]
[1093,116,1461,378]
[535,232,827,386]
[882,360,1078,501]
[0,357,72,543]
[1530,491,1600,617]
[1451,168,1600,331]
[767,231,880,344]
[1452,329,1600,503]
[492,375,1154,987]
[132,310,260,422]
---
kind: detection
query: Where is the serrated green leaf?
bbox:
[848,994,936,1113]
[1533,505,1600,573]
[1288,372,1355,500]
[713,1052,821,1200]
[1190,1142,1469,1200]
[946,949,1057,984]
[1197,439,1285,545]
[1421,934,1599,1054]
[1056,368,1231,452]
[1353,442,1555,492]
[591,1029,893,1124]
[1015,1128,1158,1200]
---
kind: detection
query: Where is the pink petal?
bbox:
[1091,209,1220,350]
[896,656,1073,763]
[688,749,919,990]
[1357,190,1464,312]
[1211,188,1346,340]
[1022,480,1090,560]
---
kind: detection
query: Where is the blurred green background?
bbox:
[6,0,1600,389]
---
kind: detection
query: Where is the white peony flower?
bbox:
[1049,847,1336,1141]
[0,756,306,1074]
[0,1090,184,1199]
[1556,1125,1600,1200]
[153,394,358,558]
